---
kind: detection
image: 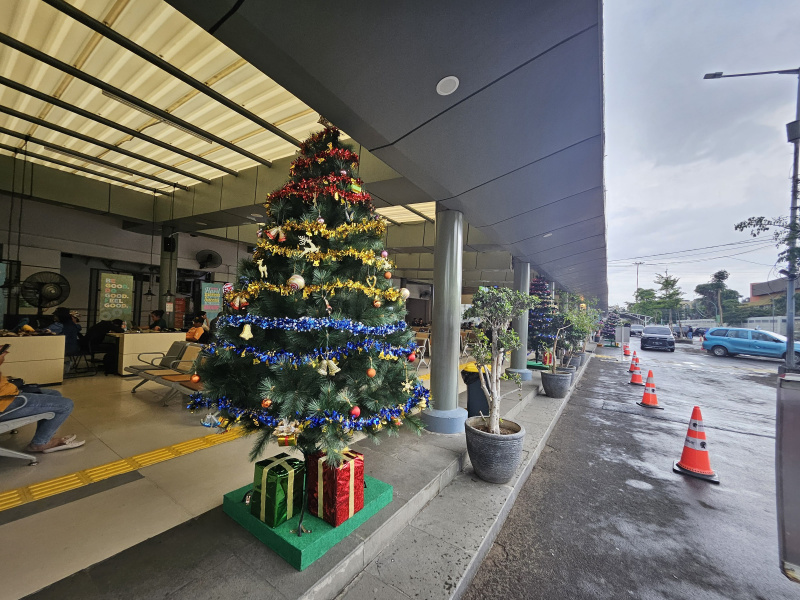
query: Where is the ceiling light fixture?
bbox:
[543,232,553,238]
[102,90,213,144]
[436,76,460,96]
[195,221,208,226]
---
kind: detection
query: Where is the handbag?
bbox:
[8,377,42,395]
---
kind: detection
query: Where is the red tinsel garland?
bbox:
[266,173,371,205]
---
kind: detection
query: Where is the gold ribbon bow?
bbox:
[317,358,341,376]
[266,226,286,242]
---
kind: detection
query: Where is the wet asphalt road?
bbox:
[464,339,799,600]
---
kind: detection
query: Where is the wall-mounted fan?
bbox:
[20,271,71,315]
[196,250,223,270]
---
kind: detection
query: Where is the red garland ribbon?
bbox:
[290,148,360,174]
[266,174,371,205]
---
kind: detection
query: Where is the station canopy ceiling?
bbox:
[0,0,606,304]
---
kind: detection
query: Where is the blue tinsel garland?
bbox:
[187,384,430,431]
[218,314,407,336]
[207,338,417,365]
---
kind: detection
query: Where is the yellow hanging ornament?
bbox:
[240,323,254,340]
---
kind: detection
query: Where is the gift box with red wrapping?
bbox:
[307,450,364,527]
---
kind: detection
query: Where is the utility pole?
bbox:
[705,67,800,372]
[633,261,644,297]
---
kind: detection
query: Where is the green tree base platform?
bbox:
[223,475,393,571]
[526,361,549,371]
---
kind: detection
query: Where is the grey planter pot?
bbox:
[568,355,582,368]
[556,366,576,386]
[577,352,589,366]
[464,416,526,484]
[541,371,572,398]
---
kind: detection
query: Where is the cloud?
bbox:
[604,0,800,307]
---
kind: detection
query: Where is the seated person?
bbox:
[186,317,208,343]
[50,307,82,356]
[146,310,167,331]
[194,311,210,332]
[0,348,84,453]
[85,319,125,348]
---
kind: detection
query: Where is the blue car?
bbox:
[701,327,800,360]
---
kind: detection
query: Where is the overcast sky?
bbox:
[604,1,800,309]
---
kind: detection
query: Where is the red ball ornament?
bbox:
[373,299,382,308]
[384,271,392,279]
[407,353,416,363]
[367,367,377,378]
[261,398,272,408]
[190,373,201,383]
[350,406,361,418]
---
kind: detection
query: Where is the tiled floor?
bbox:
[0,361,451,599]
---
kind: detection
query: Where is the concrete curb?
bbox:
[451,354,592,600]
[333,356,592,600]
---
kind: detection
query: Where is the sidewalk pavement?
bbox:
[27,355,593,600]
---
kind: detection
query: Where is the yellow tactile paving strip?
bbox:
[0,428,245,512]
[0,358,473,513]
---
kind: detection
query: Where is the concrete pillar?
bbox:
[422,207,467,434]
[159,230,179,328]
[507,259,532,381]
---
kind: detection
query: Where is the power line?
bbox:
[607,238,769,263]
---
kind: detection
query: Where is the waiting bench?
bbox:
[0,395,55,465]
[125,342,204,405]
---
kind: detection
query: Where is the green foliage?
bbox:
[195,127,424,466]
[736,216,800,268]
[463,286,538,434]
[655,273,683,308]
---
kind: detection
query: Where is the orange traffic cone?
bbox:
[623,344,631,357]
[634,352,640,365]
[628,353,638,372]
[637,370,663,409]
[673,406,719,483]
[628,363,645,386]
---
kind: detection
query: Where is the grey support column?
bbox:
[422,207,467,434]
[507,258,532,381]
[158,230,179,327]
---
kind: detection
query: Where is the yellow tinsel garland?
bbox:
[229,279,402,302]
[276,218,386,239]
[255,242,394,270]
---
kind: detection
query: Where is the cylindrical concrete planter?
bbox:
[464,416,526,484]
[541,371,572,398]
[556,366,576,385]
[568,355,582,368]
[577,352,589,366]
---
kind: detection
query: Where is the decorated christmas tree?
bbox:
[528,277,556,356]
[188,124,427,528]
[601,309,621,340]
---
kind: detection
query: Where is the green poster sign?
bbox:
[99,272,134,323]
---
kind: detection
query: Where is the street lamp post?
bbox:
[705,68,800,371]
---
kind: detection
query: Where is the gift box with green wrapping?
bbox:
[250,452,305,528]
[307,450,364,527]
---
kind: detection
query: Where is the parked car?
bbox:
[702,327,800,360]
[640,325,675,352]
[630,324,644,337]
[693,327,707,337]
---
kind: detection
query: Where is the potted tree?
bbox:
[541,317,573,398]
[462,286,538,484]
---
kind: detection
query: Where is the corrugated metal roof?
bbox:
[0,0,321,193]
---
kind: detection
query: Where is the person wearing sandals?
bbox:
[0,348,85,453]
